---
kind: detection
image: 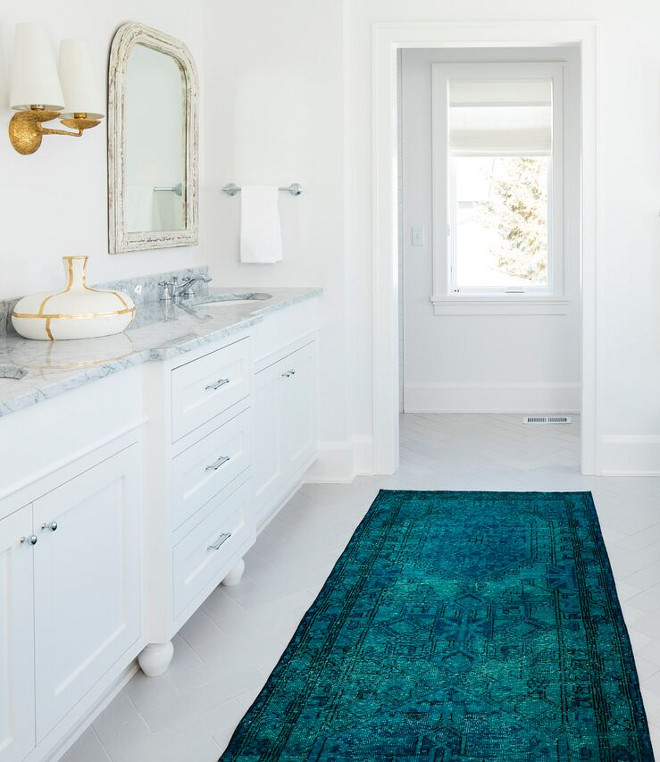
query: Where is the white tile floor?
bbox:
[63,414,660,761]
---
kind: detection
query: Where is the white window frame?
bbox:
[430,61,568,316]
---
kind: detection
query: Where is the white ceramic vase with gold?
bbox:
[12,256,135,341]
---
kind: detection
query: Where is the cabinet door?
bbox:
[279,341,318,474]
[253,363,283,520]
[253,341,318,526]
[0,508,35,762]
[33,445,141,741]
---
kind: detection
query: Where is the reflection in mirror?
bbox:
[125,44,185,233]
[108,23,198,253]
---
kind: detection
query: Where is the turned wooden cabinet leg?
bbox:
[138,641,174,676]
[221,557,245,587]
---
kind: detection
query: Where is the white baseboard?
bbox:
[305,441,356,483]
[599,435,660,475]
[404,382,581,414]
[303,429,660,479]
[304,436,377,482]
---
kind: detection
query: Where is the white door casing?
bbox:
[371,21,598,474]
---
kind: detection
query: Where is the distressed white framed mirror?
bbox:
[108,22,199,253]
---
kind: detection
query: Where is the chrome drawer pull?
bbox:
[20,535,38,546]
[205,378,230,391]
[281,369,296,378]
[206,455,230,472]
[41,521,58,532]
[208,532,231,551]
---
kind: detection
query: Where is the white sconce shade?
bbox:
[10,23,65,111]
[58,39,105,119]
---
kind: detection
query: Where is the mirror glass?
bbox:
[108,23,199,253]
[125,44,185,233]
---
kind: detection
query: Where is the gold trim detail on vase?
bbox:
[35,256,132,315]
[13,307,136,320]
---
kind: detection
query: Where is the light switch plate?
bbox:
[411,227,425,246]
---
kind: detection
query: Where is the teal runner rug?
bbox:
[220,491,653,761]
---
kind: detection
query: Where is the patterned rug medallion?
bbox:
[220,491,653,761]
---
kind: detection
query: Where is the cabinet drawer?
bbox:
[253,298,319,369]
[171,338,251,442]
[173,478,252,618]
[171,409,250,530]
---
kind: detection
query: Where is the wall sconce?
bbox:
[8,23,104,155]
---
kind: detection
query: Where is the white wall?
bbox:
[345,0,660,473]
[401,47,581,414]
[201,0,352,475]
[0,0,205,300]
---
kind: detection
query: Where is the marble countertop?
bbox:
[0,287,321,418]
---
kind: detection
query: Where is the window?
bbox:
[431,62,566,314]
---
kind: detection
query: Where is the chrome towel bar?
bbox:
[222,183,302,197]
[153,183,183,197]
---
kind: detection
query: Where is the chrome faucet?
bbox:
[176,275,212,300]
[158,275,212,302]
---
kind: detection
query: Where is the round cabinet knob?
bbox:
[20,535,38,545]
[41,521,58,532]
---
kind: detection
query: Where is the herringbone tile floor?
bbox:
[64,414,660,761]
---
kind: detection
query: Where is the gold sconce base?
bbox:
[60,117,101,132]
[8,109,101,155]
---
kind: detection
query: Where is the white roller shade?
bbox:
[449,79,552,157]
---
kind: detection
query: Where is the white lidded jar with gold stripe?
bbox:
[12,256,135,340]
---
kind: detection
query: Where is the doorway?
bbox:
[371,22,598,475]
[399,47,581,427]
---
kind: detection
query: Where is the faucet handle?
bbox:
[180,275,211,300]
[158,280,175,301]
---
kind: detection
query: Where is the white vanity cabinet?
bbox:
[0,370,144,762]
[139,300,320,673]
[139,333,257,676]
[0,290,321,759]
[252,298,320,529]
[0,443,142,762]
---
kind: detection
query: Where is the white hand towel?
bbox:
[125,185,154,232]
[240,186,283,263]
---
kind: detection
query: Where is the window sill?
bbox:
[430,295,570,316]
